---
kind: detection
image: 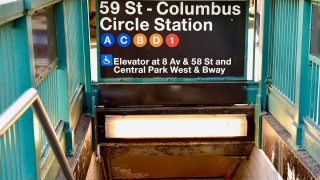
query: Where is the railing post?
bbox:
[260,0,271,113]
[255,0,271,148]
[81,0,93,115]
[65,122,74,156]
[295,0,311,148]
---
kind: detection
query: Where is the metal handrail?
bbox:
[0,88,74,180]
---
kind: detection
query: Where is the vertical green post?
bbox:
[81,0,93,114]
[64,122,74,155]
[260,0,270,113]
[13,16,41,179]
[255,0,271,147]
[295,0,311,147]
[56,2,70,123]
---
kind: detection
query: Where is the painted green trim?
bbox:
[81,0,93,114]
[96,0,101,82]
[246,82,259,105]
[260,0,271,112]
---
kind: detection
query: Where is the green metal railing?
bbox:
[268,0,299,104]
[307,2,320,128]
[262,0,320,163]
[0,88,74,180]
[0,0,91,177]
[37,68,60,153]
[308,59,320,126]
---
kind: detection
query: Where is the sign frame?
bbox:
[96,0,251,83]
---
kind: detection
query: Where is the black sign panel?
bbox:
[99,0,246,79]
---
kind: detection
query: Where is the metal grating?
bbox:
[37,69,60,153]
[268,0,299,104]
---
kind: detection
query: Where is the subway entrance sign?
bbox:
[98,0,246,79]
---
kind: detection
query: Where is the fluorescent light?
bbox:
[105,114,247,138]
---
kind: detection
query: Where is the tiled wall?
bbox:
[233,146,282,180]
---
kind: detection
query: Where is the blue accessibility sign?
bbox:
[101,54,113,66]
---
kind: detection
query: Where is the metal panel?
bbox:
[0,20,39,179]
[65,0,85,100]
[268,0,299,104]
[0,22,23,180]
[97,83,247,107]
[36,69,60,153]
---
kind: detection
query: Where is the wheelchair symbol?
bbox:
[103,56,111,64]
[101,54,113,66]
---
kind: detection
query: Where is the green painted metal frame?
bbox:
[300,0,320,162]
[81,0,93,114]
[25,2,68,157]
[0,0,92,178]
[261,0,320,163]
[267,0,299,105]
[261,0,302,148]
[96,0,254,84]
[0,17,41,179]
[294,0,308,147]
[255,0,271,147]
